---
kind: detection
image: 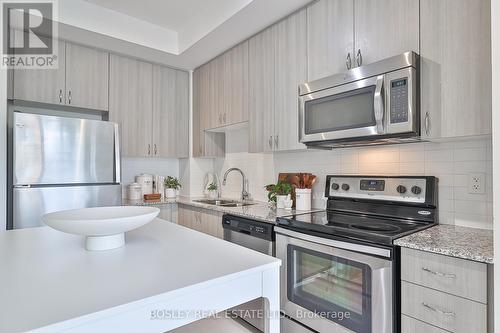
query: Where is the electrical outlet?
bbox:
[468,173,485,194]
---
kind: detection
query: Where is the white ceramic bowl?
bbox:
[42,206,160,251]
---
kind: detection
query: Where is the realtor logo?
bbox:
[1,0,58,68]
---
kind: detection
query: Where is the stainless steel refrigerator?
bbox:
[8,112,121,229]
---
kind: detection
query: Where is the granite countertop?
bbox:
[394,224,493,264]
[124,196,324,224]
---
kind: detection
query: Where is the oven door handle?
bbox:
[275,226,392,258]
[374,75,385,134]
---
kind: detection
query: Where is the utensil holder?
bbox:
[295,188,312,211]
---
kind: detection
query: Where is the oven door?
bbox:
[275,227,393,333]
[299,75,385,144]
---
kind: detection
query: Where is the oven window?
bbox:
[304,86,376,135]
[287,245,372,333]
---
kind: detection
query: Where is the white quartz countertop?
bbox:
[0,219,280,333]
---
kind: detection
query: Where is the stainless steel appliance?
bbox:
[223,214,273,333]
[7,112,121,229]
[299,52,424,148]
[276,175,438,333]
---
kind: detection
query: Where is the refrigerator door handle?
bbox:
[113,122,121,184]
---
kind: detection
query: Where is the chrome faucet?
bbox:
[222,168,250,201]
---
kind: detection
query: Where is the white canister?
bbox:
[136,174,153,195]
[295,188,312,211]
[128,183,142,200]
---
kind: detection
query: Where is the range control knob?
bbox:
[396,185,407,194]
[331,183,340,191]
[341,183,350,191]
[411,186,422,195]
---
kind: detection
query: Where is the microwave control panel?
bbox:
[389,78,408,124]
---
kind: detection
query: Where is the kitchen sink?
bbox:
[194,199,256,207]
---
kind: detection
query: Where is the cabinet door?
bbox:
[307,0,354,81]
[199,209,223,239]
[354,0,419,65]
[152,66,189,158]
[65,43,109,110]
[178,205,197,230]
[193,65,225,158]
[420,0,491,138]
[13,41,65,105]
[249,27,276,153]
[208,57,224,129]
[109,54,153,157]
[223,41,249,125]
[158,205,172,222]
[274,9,307,151]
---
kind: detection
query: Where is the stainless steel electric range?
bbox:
[275,175,438,333]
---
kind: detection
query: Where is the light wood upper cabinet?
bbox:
[13,41,109,110]
[223,41,249,125]
[152,66,189,158]
[354,0,419,66]
[249,26,276,153]
[13,41,66,105]
[193,64,225,158]
[109,54,153,157]
[65,43,109,110]
[274,10,307,151]
[420,0,491,138]
[307,0,354,81]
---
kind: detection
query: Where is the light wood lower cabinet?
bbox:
[401,248,490,333]
[178,205,223,239]
[158,204,178,224]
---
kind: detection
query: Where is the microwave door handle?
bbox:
[373,75,385,134]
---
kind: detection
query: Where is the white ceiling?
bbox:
[58,0,313,69]
[83,0,253,53]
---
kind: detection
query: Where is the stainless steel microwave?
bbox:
[299,52,420,148]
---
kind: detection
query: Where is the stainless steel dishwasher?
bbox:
[222,214,275,332]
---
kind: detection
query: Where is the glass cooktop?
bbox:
[277,211,436,246]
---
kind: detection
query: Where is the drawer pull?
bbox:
[422,302,456,317]
[421,267,457,279]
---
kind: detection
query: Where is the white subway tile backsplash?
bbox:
[208,137,493,229]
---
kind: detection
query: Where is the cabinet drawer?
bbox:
[401,247,487,303]
[401,281,487,332]
[401,315,449,333]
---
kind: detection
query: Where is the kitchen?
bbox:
[0,0,498,333]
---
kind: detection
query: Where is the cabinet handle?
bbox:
[147,144,151,156]
[154,144,158,155]
[274,135,279,149]
[346,53,352,70]
[422,303,456,317]
[59,89,63,103]
[268,136,273,149]
[421,267,456,279]
[424,112,431,136]
[68,90,72,104]
[356,49,362,67]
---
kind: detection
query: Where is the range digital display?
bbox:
[360,179,385,191]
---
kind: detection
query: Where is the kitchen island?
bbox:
[0,219,281,333]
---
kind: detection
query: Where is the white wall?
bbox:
[214,135,493,229]
[491,0,499,331]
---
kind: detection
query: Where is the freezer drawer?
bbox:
[13,112,119,185]
[13,185,122,229]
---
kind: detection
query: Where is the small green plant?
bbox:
[164,176,182,190]
[207,182,218,191]
[265,181,292,203]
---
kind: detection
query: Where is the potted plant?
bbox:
[207,182,218,199]
[265,181,293,209]
[164,176,181,198]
